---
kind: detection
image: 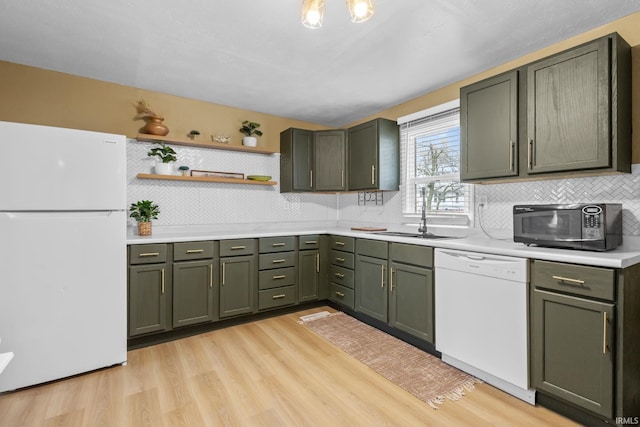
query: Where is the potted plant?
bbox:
[239,120,263,147]
[129,200,160,236]
[134,99,169,136]
[148,142,177,175]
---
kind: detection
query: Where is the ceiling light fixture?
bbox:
[301,0,375,29]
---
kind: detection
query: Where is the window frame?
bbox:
[398,100,473,227]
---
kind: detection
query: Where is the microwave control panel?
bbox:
[582,205,603,239]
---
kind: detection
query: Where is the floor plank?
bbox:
[0,306,579,426]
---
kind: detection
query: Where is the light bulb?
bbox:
[302,0,324,29]
[346,0,374,23]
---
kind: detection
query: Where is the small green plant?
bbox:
[147,143,177,163]
[239,120,263,137]
[129,200,160,223]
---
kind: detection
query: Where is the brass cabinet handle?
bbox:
[341,170,344,188]
[272,294,286,300]
[371,165,376,185]
[316,253,320,273]
[222,262,226,286]
[161,268,165,294]
[509,141,515,171]
[272,259,286,264]
[272,274,287,280]
[209,264,213,288]
[230,245,246,250]
[528,139,533,169]
[603,312,608,354]
[381,264,385,288]
[552,275,585,285]
[186,249,204,254]
[390,267,395,292]
[310,170,313,187]
[335,291,345,298]
[139,252,160,257]
[304,240,318,245]
[335,257,345,263]
[335,241,345,247]
[272,242,286,247]
[335,272,345,279]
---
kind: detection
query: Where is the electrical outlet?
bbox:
[477,195,488,207]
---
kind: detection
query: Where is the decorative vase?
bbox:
[242,136,257,147]
[154,162,174,175]
[138,221,152,236]
[142,116,170,136]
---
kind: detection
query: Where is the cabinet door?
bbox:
[280,128,313,192]
[531,289,614,418]
[355,254,388,322]
[314,130,346,191]
[128,264,169,337]
[220,255,256,318]
[348,121,378,190]
[461,70,518,180]
[298,249,320,303]
[173,260,215,328]
[527,38,610,174]
[388,262,434,343]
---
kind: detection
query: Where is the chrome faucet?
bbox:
[418,186,428,236]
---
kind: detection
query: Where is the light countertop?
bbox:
[127,223,640,269]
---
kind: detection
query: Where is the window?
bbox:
[398,100,472,226]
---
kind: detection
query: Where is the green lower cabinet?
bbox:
[355,254,388,322]
[220,255,257,318]
[298,249,320,303]
[388,261,434,344]
[128,263,170,337]
[531,289,614,418]
[173,260,216,328]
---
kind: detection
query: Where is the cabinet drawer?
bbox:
[173,241,216,261]
[259,267,296,290]
[329,283,355,309]
[356,239,388,259]
[259,236,296,253]
[330,250,354,269]
[258,286,296,310]
[130,244,168,264]
[298,234,320,250]
[259,251,296,270]
[390,243,433,268]
[220,239,257,257]
[330,235,355,252]
[532,260,615,301]
[330,264,354,289]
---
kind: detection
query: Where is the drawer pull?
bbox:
[552,275,585,285]
[231,245,246,250]
[186,249,204,254]
[305,240,318,245]
[335,273,345,279]
[272,274,287,280]
[139,252,160,257]
[272,259,286,264]
[335,241,345,247]
[272,294,286,300]
[335,291,345,298]
[272,242,286,247]
[335,257,345,263]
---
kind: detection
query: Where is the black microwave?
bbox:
[513,203,622,251]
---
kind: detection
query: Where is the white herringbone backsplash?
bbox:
[126,140,337,227]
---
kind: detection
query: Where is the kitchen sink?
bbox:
[372,231,456,239]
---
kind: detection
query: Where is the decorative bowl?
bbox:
[247,175,272,181]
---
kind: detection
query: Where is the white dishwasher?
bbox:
[434,248,535,404]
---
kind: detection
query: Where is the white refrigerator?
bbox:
[0,121,127,393]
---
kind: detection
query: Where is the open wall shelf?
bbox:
[136,134,277,155]
[136,173,277,186]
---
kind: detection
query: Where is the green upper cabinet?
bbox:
[347,118,399,191]
[314,130,346,191]
[461,32,631,183]
[280,128,346,192]
[280,128,313,192]
[460,70,518,180]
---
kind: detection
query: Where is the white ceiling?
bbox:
[1,1,639,128]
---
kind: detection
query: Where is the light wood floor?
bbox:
[0,306,579,427]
